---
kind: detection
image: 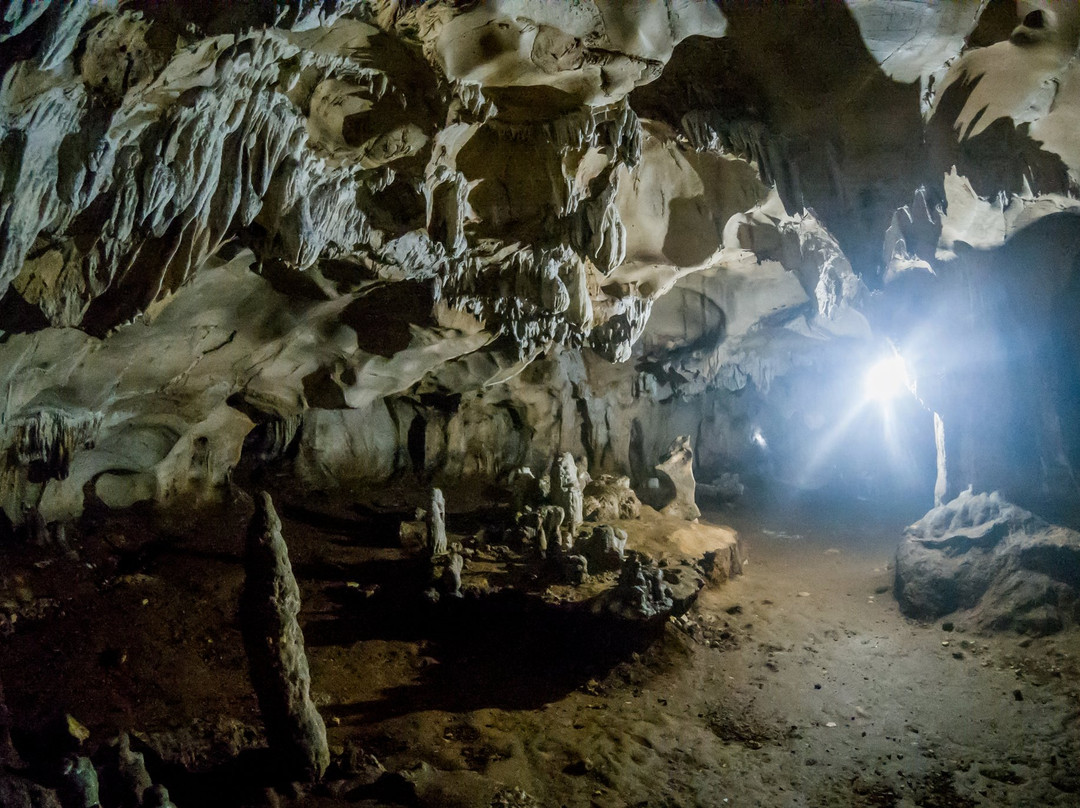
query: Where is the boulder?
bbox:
[895,488,1080,634]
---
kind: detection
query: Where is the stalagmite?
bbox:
[240,492,329,782]
[427,488,447,556]
[59,756,100,808]
[538,504,565,556]
[104,734,152,808]
[550,454,584,535]
[655,436,701,521]
[142,785,178,808]
[443,552,464,598]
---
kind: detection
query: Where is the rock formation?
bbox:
[549,454,584,535]
[582,475,641,522]
[537,505,565,557]
[579,525,627,574]
[427,488,447,556]
[0,1,1072,526]
[442,552,464,599]
[597,554,675,621]
[100,734,153,808]
[59,756,100,808]
[142,785,178,808]
[896,488,1080,635]
[653,436,701,521]
[240,492,329,781]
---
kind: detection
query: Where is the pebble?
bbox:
[797,592,810,598]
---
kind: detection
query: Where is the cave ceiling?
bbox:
[0,0,1078,520]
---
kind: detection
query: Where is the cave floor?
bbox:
[2,490,1080,808]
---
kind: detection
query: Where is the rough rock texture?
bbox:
[240,491,330,781]
[595,554,675,621]
[549,453,584,534]
[895,489,1080,635]
[59,755,99,808]
[100,733,153,808]
[426,487,446,556]
[142,785,178,808]
[654,436,701,521]
[0,0,1077,521]
[582,475,641,522]
[578,524,627,574]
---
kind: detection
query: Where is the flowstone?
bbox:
[240,492,329,781]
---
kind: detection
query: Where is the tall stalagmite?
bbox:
[240,492,329,781]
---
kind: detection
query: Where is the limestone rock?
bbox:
[442,552,464,599]
[582,475,641,522]
[100,734,152,808]
[895,489,1080,635]
[59,756,100,808]
[594,553,675,621]
[142,785,177,808]
[549,454,584,534]
[240,492,329,781]
[537,505,565,556]
[509,467,541,515]
[578,525,627,573]
[654,436,700,521]
[427,488,447,556]
[0,777,63,808]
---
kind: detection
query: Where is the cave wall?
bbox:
[0,0,1078,524]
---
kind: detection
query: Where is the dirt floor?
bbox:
[2,486,1080,807]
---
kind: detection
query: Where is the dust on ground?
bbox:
[2,488,1079,807]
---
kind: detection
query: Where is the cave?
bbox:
[2,2,1080,806]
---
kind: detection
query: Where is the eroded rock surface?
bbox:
[240,491,330,781]
[896,489,1080,635]
[0,2,1075,587]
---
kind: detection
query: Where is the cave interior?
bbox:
[2,1,1080,806]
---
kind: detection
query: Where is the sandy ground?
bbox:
[2,489,1079,807]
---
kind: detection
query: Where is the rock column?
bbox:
[550,454,583,534]
[240,492,329,781]
[427,488,447,556]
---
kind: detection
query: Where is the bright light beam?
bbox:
[863,353,911,404]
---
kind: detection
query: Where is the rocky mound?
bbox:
[895,489,1080,635]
